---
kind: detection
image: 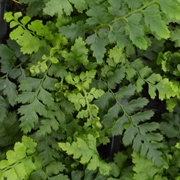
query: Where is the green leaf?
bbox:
[20,16,31,25]
[62,37,89,68]
[133,134,143,152]
[146,73,162,84]
[132,152,160,180]
[146,142,164,167]
[16,92,36,104]
[37,136,57,167]
[48,62,67,78]
[103,103,121,127]
[125,13,147,50]
[86,34,108,64]
[86,5,109,26]
[18,0,45,17]
[19,77,41,91]
[1,136,37,180]
[19,98,47,116]
[43,0,73,16]
[0,96,7,122]
[107,67,125,89]
[18,98,47,133]
[36,118,59,136]
[0,44,14,64]
[124,0,142,9]
[139,122,159,135]
[108,0,123,16]
[0,160,9,170]
[46,161,66,176]
[60,21,85,41]
[94,91,114,110]
[38,88,54,108]
[123,125,138,146]
[0,172,4,180]
[22,136,37,155]
[166,98,177,112]
[160,123,179,138]
[50,174,70,180]
[114,152,128,171]
[143,4,169,39]
[131,58,144,70]
[10,26,46,54]
[4,169,18,180]
[43,76,58,91]
[4,11,15,22]
[29,170,48,180]
[170,29,180,47]
[116,84,136,102]
[90,88,104,99]
[62,139,93,163]
[9,68,22,80]
[112,115,129,136]
[22,158,36,177]
[6,150,17,165]
[14,12,23,19]
[0,112,21,148]
[131,111,154,125]
[60,98,75,114]
[14,163,27,179]
[159,0,180,20]
[109,45,125,64]
[28,20,51,37]
[126,66,137,81]
[0,79,18,106]
[155,78,175,100]
[59,134,111,175]
[69,0,87,13]
[71,170,84,180]
[139,66,152,78]
[136,77,145,93]
[14,142,27,160]
[123,98,149,115]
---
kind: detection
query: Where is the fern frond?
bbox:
[59,134,111,175]
[17,73,57,133]
[46,161,66,177]
[36,134,61,167]
[0,136,37,180]
[0,79,18,106]
[107,67,125,89]
[132,152,167,180]
[127,58,177,100]
[98,85,164,167]
[160,103,180,138]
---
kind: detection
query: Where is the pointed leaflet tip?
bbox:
[86,34,108,64]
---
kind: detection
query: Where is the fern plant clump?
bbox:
[0,0,180,179]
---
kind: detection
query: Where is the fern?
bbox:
[0,0,180,179]
[59,134,111,175]
[132,152,167,180]
[95,69,163,166]
[17,77,48,133]
[0,136,38,180]
[60,0,180,64]
[160,102,180,139]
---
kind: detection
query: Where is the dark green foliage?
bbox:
[0,0,180,179]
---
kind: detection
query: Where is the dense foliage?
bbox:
[1,0,180,179]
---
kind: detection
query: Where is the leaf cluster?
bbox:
[0,0,180,179]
